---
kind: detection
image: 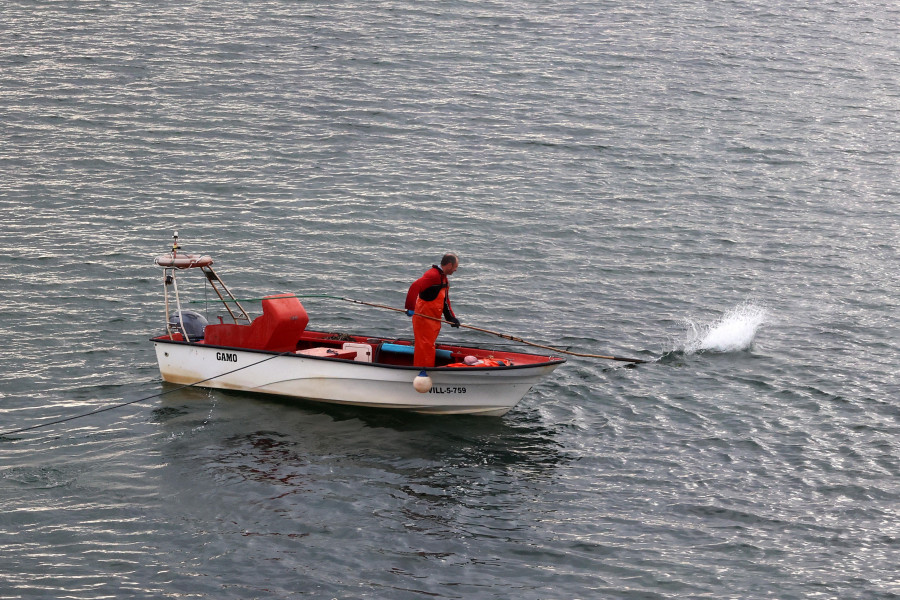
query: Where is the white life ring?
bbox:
[154,253,213,269]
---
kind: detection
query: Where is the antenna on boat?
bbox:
[154,232,252,330]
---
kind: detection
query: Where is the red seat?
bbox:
[204,294,309,352]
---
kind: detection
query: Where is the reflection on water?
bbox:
[147,390,572,595]
[156,388,568,487]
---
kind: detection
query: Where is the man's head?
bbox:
[441,253,459,276]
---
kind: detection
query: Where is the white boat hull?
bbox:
[154,341,562,416]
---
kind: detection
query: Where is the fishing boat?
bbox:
[151,235,565,416]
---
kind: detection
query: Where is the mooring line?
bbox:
[0,352,290,439]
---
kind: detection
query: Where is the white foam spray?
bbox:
[681,302,768,354]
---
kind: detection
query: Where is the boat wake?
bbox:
[677,302,768,355]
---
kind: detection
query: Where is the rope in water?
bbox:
[0,352,289,439]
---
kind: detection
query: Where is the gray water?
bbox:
[2,0,899,598]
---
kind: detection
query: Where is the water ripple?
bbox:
[2,0,899,597]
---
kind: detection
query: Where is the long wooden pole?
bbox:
[335,297,648,364]
[190,294,648,364]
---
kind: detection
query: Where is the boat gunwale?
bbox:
[150,336,568,371]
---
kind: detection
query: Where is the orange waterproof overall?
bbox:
[412,288,445,368]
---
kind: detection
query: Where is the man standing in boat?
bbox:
[405,253,461,367]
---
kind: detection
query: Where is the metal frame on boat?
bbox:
[151,234,565,416]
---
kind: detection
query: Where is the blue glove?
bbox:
[406,309,414,317]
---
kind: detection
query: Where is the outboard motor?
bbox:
[168,310,208,341]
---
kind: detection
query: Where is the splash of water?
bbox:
[681,302,768,354]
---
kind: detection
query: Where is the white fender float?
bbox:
[413,370,432,394]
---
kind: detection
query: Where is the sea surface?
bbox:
[1,0,898,598]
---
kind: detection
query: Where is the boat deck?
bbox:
[153,328,562,369]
